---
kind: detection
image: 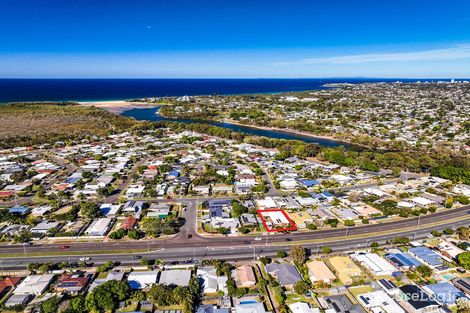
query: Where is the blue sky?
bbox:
[1,0,470,78]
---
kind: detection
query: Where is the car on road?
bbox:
[243,240,251,244]
[133,255,142,260]
[22,242,33,245]
[79,257,91,261]
[254,237,262,241]
[187,234,192,239]
[60,245,70,250]
[183,259,193,264]
[285,238,292,241]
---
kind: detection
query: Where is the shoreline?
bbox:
[78,100,157,114]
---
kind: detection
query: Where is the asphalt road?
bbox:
[1,204,469,270]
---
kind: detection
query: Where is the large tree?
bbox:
[290,245,306,265]
[458,252,470,270]
[85,280,130,312]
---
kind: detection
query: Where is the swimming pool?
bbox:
[239,300,259,305]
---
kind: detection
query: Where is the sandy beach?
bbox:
[78,100,155,114]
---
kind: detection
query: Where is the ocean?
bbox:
[0,78,421,102]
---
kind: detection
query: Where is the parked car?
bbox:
[79,257,91,261]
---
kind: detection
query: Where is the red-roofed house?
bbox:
[121,216,137,230]
[0,277,22,298]
[55,272,94,294]
[0,191,14,198]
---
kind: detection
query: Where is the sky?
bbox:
[1,0,470,78]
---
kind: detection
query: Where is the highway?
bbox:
[0,203,469,270]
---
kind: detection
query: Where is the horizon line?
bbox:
[0,76,468,80]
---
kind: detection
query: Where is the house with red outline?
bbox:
[257,209,297,232]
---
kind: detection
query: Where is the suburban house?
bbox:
[127,271,159,290]
[306,260,336,284]
[55,271,94,294]
[265,263,302,289]
[197,267,228,294]
[328,256,362,285]
[234,265,257,288]
[159,270,192,287]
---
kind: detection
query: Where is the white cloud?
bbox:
[275,45,470,66]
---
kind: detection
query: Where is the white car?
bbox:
[79,257,91,261]
[254,237,262,241]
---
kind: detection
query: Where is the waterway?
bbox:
[122,106,351,148]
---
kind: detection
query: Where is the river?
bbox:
[121,106,351,148]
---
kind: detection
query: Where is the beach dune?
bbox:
[78,100,154,114]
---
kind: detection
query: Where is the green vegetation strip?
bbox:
[0,248,148,258]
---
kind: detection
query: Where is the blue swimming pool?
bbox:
[239,300,259,305]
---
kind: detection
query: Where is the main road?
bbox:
[0,203,469,270]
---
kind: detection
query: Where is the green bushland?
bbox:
[0,102,147,148]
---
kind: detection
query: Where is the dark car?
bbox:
[187,234,193,239]
[285,238,292,242]
[243,240,251,244]
[133,255,142,260]
[60,245,70,250]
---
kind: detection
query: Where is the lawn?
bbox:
[285,293,313,305]
[348,285,374,297]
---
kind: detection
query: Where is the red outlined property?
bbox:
[257,209,297,232]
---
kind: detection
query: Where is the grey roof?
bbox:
[159,270,192,287]
[265,263,302,286]
[197,305,230,313]
[324,294,367,313]
[235,302,266,313]
[240,213,258,225]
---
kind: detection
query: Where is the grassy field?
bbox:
[0,102,142,148]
